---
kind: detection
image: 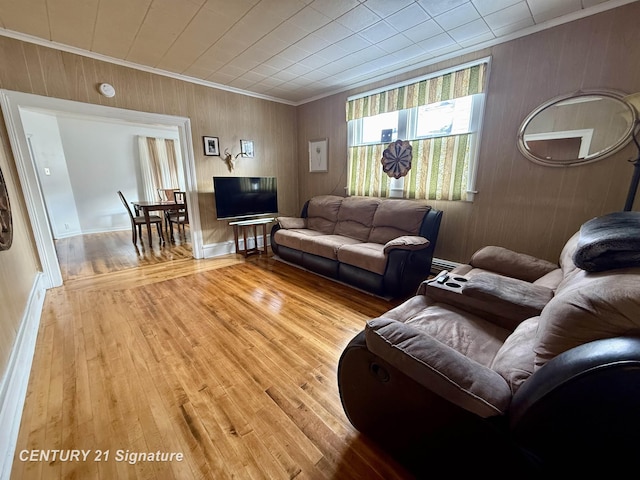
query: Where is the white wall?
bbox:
[21,109,180,236]
[21,110,82,238]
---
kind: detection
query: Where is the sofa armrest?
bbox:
[276,216,306,229]
[365,317,511,417]
[383,235,429,253]
[509,337,640,468]
[420,272,553,330]
[469,246,559,283]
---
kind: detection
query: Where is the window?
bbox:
[346,59,489,201]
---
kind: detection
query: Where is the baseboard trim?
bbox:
[0,273,47,480]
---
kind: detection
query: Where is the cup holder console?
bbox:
[428,272,468,293]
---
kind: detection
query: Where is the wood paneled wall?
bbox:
[297,2,640,264]
[0,35,298,247]
[0,36,297,384]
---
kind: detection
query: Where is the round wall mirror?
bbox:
[517,90,637,167]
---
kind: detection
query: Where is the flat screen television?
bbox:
[213,176,278,220]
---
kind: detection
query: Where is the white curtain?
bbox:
[138,137,184,200]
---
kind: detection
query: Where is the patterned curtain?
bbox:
[347,144,391,197]
[138,137,182,201]
[346,63,487,121]
[346,62,486,200]
[403,135,471,201]
[347,135,471,200]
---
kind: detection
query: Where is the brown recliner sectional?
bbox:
[338,211,640,475]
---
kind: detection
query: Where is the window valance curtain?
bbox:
[346,63,487,121]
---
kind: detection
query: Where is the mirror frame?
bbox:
[517,89,637,167]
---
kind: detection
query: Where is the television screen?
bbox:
[213,176,278,220]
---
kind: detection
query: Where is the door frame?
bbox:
[0,89,202,288]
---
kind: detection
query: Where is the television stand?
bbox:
[229,217,275,257]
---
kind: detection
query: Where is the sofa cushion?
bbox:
[274,228,325,251]
[334,196,380,241]
[306,195,343,234]
[365,316,512,417]
[337,242,387,275]
[299,234,361,260]
[534,269,640,369]
[369,199,431,244]
[491,316,539,395]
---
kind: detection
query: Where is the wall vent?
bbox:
[431,258,464,274]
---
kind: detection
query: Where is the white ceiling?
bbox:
[0,0,636,105]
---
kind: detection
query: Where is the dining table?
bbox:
[132,200,179,245]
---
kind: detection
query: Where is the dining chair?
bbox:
[117,190,164,246]
[168,191,189,240]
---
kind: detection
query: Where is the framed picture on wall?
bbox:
[309,138,328,172]
[203,136,220,156]
[240,139,254,158]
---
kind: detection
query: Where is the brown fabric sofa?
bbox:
[270,195,442,298]
[338,211,640,475]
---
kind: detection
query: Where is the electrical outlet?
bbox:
[44,167,51,175]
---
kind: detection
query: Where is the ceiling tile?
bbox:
[293,33,331,53]
[403,19,444,42]
[0,0,50,38]
[297,52,332,69]
[335,4,381,32]
[527,0,582,24]
[126,0,202,66]
[313,20,353,42]
[287,5,332,32]
[489,16,534,36]
[335,34,372,52]
[155,9,233,73]
[358,20,398,43]
[376,33,414,53]
[309,0,359,19]
[92,0,152,59]
[483,2,532,31]
[449,18,492,43]
[434,2,481,30]
[417,0,470,17]
[361,0,415,18]
[385,3,431,31]
[418,32,457,52]
[471,0,521,16]
[315,43,350,62]
[392,43,427,61]
[47,0,98,50]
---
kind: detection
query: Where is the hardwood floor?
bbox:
[12,231,412,479]
[55,228,193,281]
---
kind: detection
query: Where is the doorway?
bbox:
[0,90,203,288]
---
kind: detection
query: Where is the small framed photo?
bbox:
[309,138,328,172]
[240,139,254,158]
[203,136,220,156]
